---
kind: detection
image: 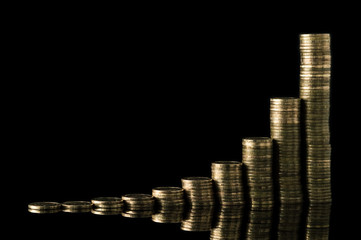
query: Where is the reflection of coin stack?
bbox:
[277,204,303,240]
[270,98,303,203]
[212,161,245,206]
[122,194,154,218]
[91,197,123,215]
[246,206,273,239]
[305,203,331,239]
[62,201,92,213]
[181,177,214,207]
[242,138,274,206]
[152,187,184,223]
[181,205,214,232]
[210,205,244,240]
[299,34,332,203]
[306,144,332,202]
[28,202,61,214]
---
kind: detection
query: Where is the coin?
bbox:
[242,137,274,205]
[270,97,303,203]
[28,202,61,210]
[211,161,245,206]
[300,33,332,203]
[91,197,123,208]
[181,177,214,206]
[122,194,155,212]
[91,208,122,215]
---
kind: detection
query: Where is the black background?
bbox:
[16,3,359,239]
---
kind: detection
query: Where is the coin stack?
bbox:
[305,203,331,239]
[242,137,274,206]
[246,206,273,239]
[211,161,245,205]
[152,187,184,223]
[91,197,123,215]
[299,34,332,203]
[270,97,303,203]
[181,205,214,232]
[181,177,214,207]
[62,201,92,213]
[306,144,332,203]
[300,34,331,145]
[122,194,154,218]
[277,204,303,240]
[28,202,61,214]
[210,205,244,240]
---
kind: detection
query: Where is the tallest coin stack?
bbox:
[299,34,332,203]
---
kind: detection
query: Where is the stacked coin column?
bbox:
[299,33,332,203]
[181,177,214,207]
[270,97,303,203]
[180,177,215,231]
[152,187,184,223]
[211,161,245,206]
[122,194,154,218]
[242,137,274,206]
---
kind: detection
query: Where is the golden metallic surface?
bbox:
[91,197,123,208]
[28,209,61,214]
[91,208,122,215]
[62,201,92,209]
[28,202,61,210]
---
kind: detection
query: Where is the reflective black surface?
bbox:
[15,4,356,239]
[25,201,334,239]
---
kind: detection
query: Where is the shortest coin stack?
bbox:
[122,194,154,218]
[62,201,92,213]
[28,202,61,214]
[152,187,184,223]
[181,177,214,207]
[91,197,123,215]
[211,161,245,205]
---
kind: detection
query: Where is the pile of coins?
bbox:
[91,197,123,215]
[277,204,303,239]
[152,187,184,223]
[299,33,332,203]
[181,177,214,206]
[211,161,245,205]
[181,205,214,232]
[246,206,273,239]
[210,205,244,240]
[300,33,331,145]
[242,137,274,206]
[122,194,154,218]
[306,144,332,203]
[270,97,303,203]
[305,203,331,239]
